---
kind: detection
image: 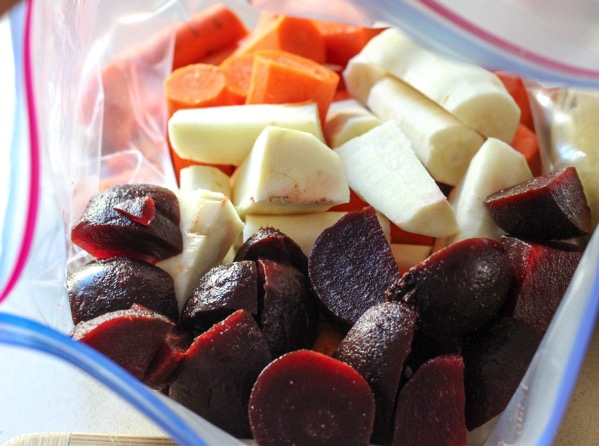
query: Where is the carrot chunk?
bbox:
[494,71,534,131]
[245,49,339,121]
[235,12,326,64]
[390,224,434,246]
[220,54,255,102]
[511,123,542,176]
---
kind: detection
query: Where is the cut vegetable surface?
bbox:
[325,98,382,148]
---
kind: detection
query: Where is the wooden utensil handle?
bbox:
[3,433,177,446]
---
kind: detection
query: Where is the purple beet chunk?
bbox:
[70,306,175,380]
[386,238,513,339]
[235,227,309,276]
[484,167,591,240]
[144,327,192,391]
[334,302,418,444]
[309,207,401,329]
[463,317,543,430]
[181,261,258,337]
[67,257,178,325]
[402,331,463,383]
[392,354,466,446]
[113,195,155,225]
[249,350,375,446]
[501,236,583,332]
[71,184,182,263]
[169,310,272,438]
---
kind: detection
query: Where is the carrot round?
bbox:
[235,13,326,64]
[245,49,339,121]
[511,123,542,176]
[173,3,249,70]
[220,54,255,103]
[312,20,385,66]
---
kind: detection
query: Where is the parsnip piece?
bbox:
[169,103,324,165]
[334,121,458,238]
[231,126,349,217]
[325,99,382,148]
[367,77,484,186]
[390,243,432,271]
[179,165,231,196]
[360,27,520,142]
[342,54,386,104]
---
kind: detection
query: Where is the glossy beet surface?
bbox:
[181,261,258,337]
[463,317,543,430]
[386,238,513,339]
[249,350,375,446]
[309,207,401,328]
[235,227,309,276]
[144,327,192,391]
[484,167,591,240]
[71,184,182,263]
[258,259,319,358]
[334,302,418,444]
[169,310,272,438]
[67,257,178,325]
[70,306,175,381]
[392,355,466,446]
[501,236,583,332]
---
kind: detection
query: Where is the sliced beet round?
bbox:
[249,350,375,446]
[463,317,543,430]
[386,237,513,339]
[169,310,272,438]
[258,259,319,358]
[67,257,178,325]
[334,302,418,444]
[70,306,175,381]
[309,207,400,329]
[484,166,591,240]
[143,327,192,391]
[501,236,583,332]
[235,227,309,276]
[402,330,463,383]
[71,184,182,263]
[392,354,466,446]
[181,261,258,337]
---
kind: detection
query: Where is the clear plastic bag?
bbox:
[1,0,598,445]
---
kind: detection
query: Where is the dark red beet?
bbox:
[235,227,309,276]
[144,327,192,391]
[402,331,463,383]
[71,184,182,263]
[334,302,418,444]
[484,167,591,240]
[386,238,513,339]
[70,306,175,381]
[169,310,272,438]
[463,317,543,430]
[249,350,375,446]
[258,259,319,358]
[181,261,258,337]
[309,207,401,328]
[67,257,178,325]
[501,236,583,332]
[392,355,466,446]
[113,195,156,225]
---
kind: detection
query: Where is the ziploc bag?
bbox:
[1,0,599,445]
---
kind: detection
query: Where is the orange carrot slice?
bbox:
[494,71,534,131]
[245,49,339,121]
[390,224,434,246]
[330,189,367,212]
[199,43,239,65]
[173,3,249,70]
[220,54,255,103]
[312,20,385,66]
[235,12,326,64]
[511,123,542,176]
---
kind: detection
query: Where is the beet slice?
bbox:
[484,167,591,240]
[67,257,178,325]
[392,355,466,446]
[334,302,418,444]
[70,306,174,381]
[235,227,309,276]
[113,195,156,225]
[309,207,401,329]
[402,331,463,383]
[71,184,182,263]
[463,317,543,430]
[258,259,319,357]
[181,261,258,337]
[386,238,513,339]
[501,236,583,332]
[143,327,192,391]
[169,310,272,438]
[249,350,375,446]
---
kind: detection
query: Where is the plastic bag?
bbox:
[1,0,598,444]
